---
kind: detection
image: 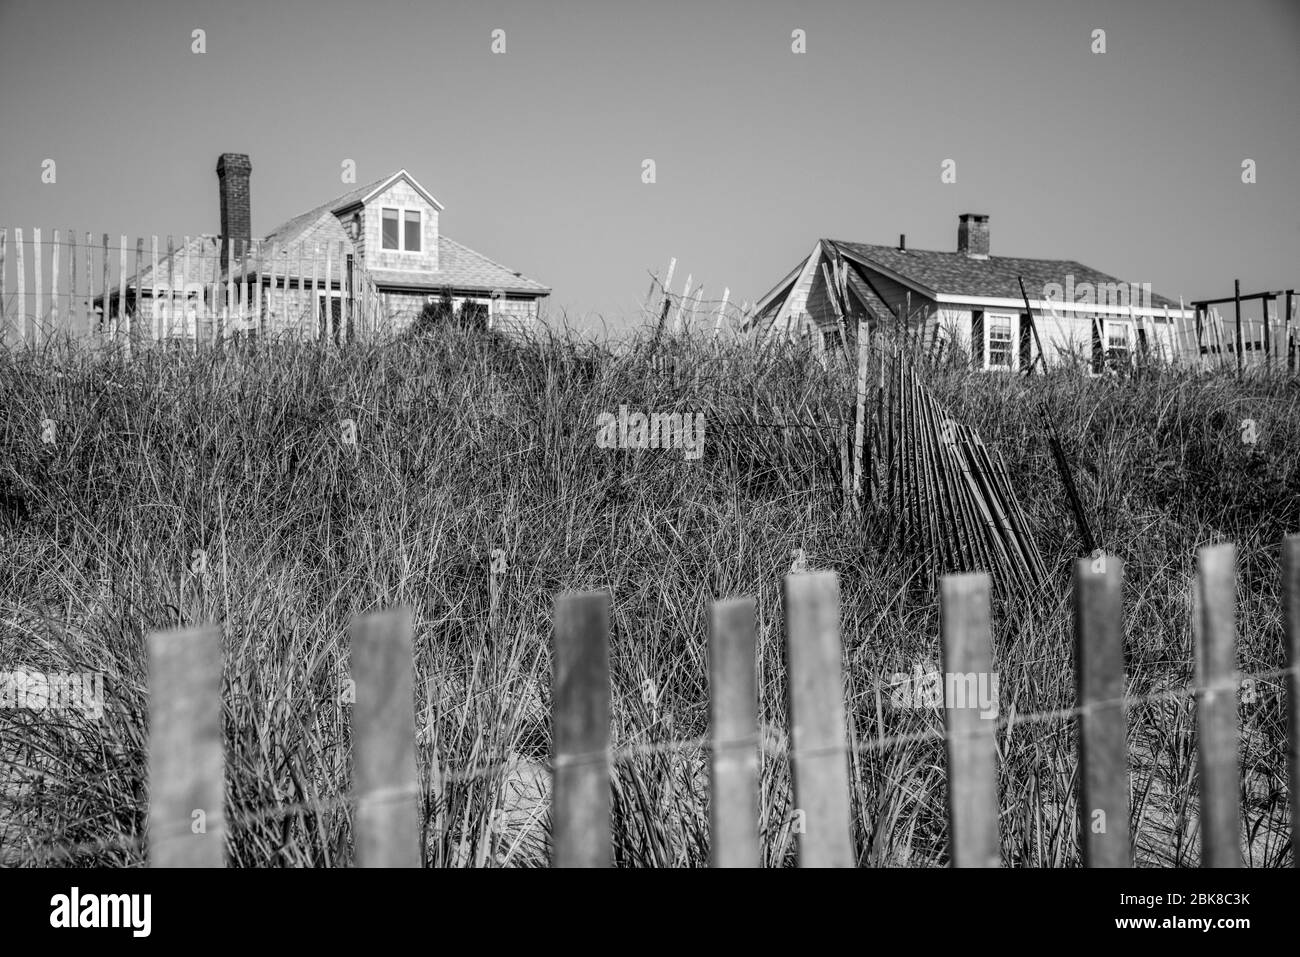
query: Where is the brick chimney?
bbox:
[216,153,252,272]
[957,213,989,258]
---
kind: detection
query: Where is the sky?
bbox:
[1,0,1297,338]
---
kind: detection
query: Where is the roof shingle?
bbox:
[830,240,1181,308]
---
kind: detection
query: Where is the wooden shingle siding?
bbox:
[364,181,439,273]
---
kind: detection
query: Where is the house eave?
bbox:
[933,292,1192,318]
[374,279,550,298]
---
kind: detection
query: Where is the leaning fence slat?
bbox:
[712,285,730,338]
[1283,534,1300,869]
[940,572,1000,867]
[783,571,854,867]
[1196,543,1242,868]
[1074,556,1130,867]
[147,625,224,867]
[551,589,612,868]
[350,607,420,868]
[708,597,760,868]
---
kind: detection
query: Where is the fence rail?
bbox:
[114,533,1300,867]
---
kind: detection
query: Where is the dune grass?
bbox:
[0,326,1295,866]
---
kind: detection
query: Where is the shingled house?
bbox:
[747,214,1194,371]
[124,153,549,339]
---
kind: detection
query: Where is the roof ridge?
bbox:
[831,238,1088,266]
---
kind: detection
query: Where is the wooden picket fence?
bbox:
[142,535,1300,868]
[0,227,390,347]
[1190,283,1298,376]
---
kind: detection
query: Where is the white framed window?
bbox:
[1105,319,1131,365]
[381,207,422,252]
[985,313,1015,370]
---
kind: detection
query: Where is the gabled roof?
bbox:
[120,170,548,297]
[828,240,1182,309]
[333,169,445,213]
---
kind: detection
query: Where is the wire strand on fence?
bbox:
[9,661,1294,864]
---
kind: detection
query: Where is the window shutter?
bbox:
[971,310,984,369]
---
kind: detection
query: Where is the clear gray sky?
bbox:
[2,0,1297,336]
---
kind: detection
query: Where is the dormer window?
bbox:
[381,207,422,252]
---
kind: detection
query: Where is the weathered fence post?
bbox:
[350,607,420,867]
[116,234,127,346]
[147,625,225,867]
[1196,543,1242,868]
[783,571,854,867]
[149,235,160,341]
[50,230,60,338]
[130,237,144,356]
[14,228,23,343]
[1233,279,1243,378]
[33,228,42,346]
[100,233,110,340]
[708,597,760,868]
[343,244,352,343]
[1283,534,1300,868]
[1074,555,1130,867]
[853,317,871,509]
[165,235,176,340]
[552,589,612,867]
[940,572,1000,867]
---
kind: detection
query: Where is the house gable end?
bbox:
[360,178,440,273]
